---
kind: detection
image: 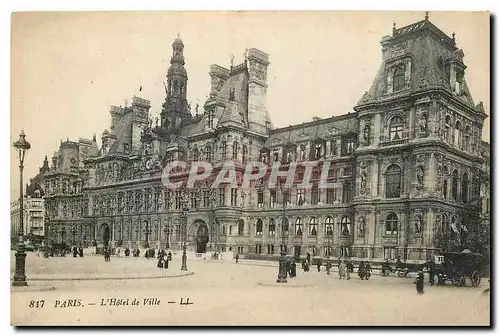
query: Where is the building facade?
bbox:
[40,16,490,262]
[11,157,49,241]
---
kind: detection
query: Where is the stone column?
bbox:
[373,113,381,147]
[371,161,379,198]
[428,153,436,194]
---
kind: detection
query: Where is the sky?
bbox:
[10,11,490,201]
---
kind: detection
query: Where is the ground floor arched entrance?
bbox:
[194,221,209,253]
[99,223,111,247]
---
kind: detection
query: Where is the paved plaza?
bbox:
[11,252,490,326]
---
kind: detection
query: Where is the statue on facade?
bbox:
[360,172,367,190]
[417,166,424,187]
[358,217,365,235]
[419,114,428,135]
[363,124,370,144]
[414,215,423,234]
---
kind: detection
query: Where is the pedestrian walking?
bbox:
[326,259,332,275]
[415,271,424,294]
[235,253,239,264]
[338,261,346,279]
[167,251,172,261]
[78,247,84,258]
[306,252,311,265]
[290,261,297,278]
[317,259,322,272]
[428,261,435,286]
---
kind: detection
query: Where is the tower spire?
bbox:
[425,11,429,21]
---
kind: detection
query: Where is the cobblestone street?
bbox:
[11,252,490,326]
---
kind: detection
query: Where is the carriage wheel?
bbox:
[459,276,467,287]
[398,270,407,278]
[471,271,481,287]
[452,275,461,286]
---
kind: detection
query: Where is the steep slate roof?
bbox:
[215,67,249,129]
[108,108,133,154]
[357,19,475,107]
[265,114,357,147]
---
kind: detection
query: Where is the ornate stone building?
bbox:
[41,16,490,262]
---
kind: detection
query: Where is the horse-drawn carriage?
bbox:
[381,259,428,278]
[433,251,484,287]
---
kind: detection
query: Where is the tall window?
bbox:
[218,187,225,206]
[207,111,214,128]
[282,218,289,234]
[315,143,324,159]
[204,144,213,162]
[346,139,356,154]
[255,244,262,254]
[257,191,264,208]
[256,219,263,236]
[385,164,402,198]
[294,218,303,236]
[445,116,451,143]
[393,65,406,91]
[340,216,351,235]
[330,140,338,156]
[232,141,240,160]
[342,180,354,203]
[231,188,238,206]
[242,145,248,162]
[309,217,318,236]
[220,141,227,159]
[325,216,334,236]
[452,170,459,200]
[461,173,469,203]
[270,189,277,207]
[454,121,461,147]
[268,219,276,236]
[443,166,449,199]
[464,126,471,152]
[385,212,398,235]
[297,189,305,205]
[326,188,336,204]
[311,186,319,205]
[238,219,245,236]
[282,189,290,205]
[389,116,404,141]
[192,147,199,161]
[273,149,279,162]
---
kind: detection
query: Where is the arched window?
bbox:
[389,116,404,141]
[451,216,459,238]
[441,213,450,237]
[454,121,461,147]
[192,147,199,161]
[445,116,451,143]
[340,216,351,235]
[325,216,334,236]
[238,219,244,236]
[294,218,303,236]
[385,212,398,235]
[34,190,41,198]
[204,144,212,162]
[393,65,406,91]
[256,219,263,236]
[309,217,318,236]
[464,126,471,151]
[461,173,469,203]
[452,169,459,200]
[242,144,248,162]
[268,218,276,236]
[282,217,289,234]
[220,141,227,159]
[385,164,402,198]
[232,141,240,160]
[443,166,449,199]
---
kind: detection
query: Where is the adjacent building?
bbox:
[40,15,490,262]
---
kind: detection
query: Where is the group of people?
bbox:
[121,247,141,257]
[71,246,84,258]
[156,249,172,269]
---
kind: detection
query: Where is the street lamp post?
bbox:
[71,225,76,246]
[12,130,31,286]
[181,188,189,271]
[277,181,289,283]
[143,221,151,248]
